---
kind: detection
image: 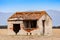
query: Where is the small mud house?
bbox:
[7,11,52,36]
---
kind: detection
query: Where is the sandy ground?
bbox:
[0,29,60,40]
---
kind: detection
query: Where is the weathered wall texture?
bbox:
[7,14,52,36]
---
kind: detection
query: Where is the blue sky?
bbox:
[0,0,60,26]
[0,0,60,12]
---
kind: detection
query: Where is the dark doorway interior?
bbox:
[13,24,20,35]
[23,20,37,28]
[42,20,45,35]
[31,20,37,28]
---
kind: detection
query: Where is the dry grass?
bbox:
[0,29,60,40]
[0,29,7,35]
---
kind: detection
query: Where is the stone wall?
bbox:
[7,14,52,36]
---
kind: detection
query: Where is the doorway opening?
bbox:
[13,24,20,35]
[23,20,37,28]
[23,20,37,32]
[42,20,45,35]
